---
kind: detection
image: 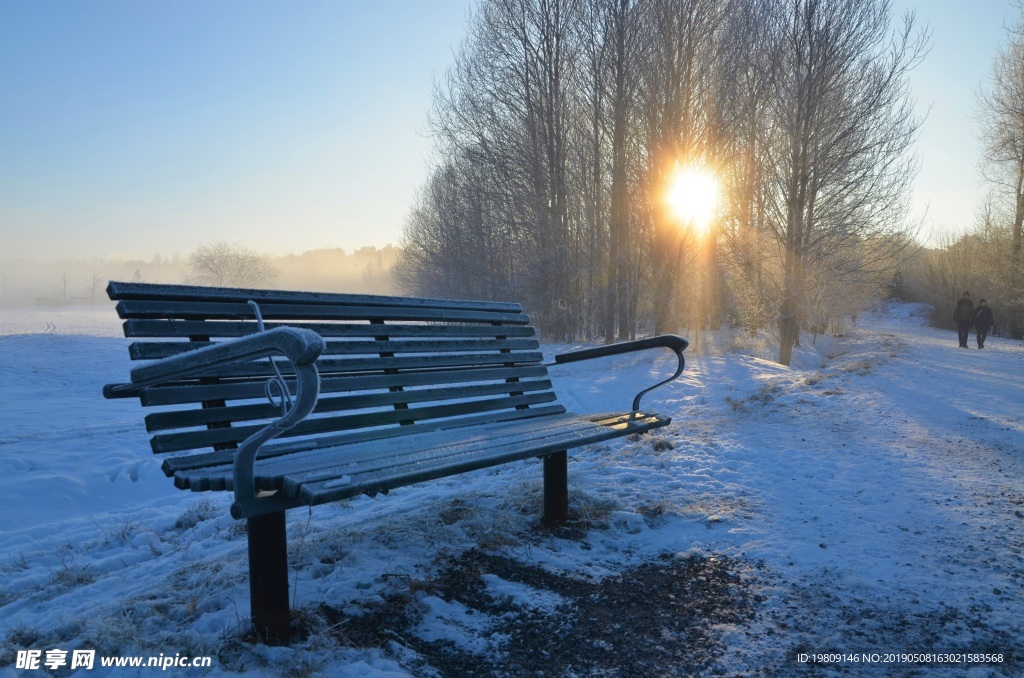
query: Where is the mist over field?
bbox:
[0,245,399,307]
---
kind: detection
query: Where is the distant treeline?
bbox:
[898,224,1024,339]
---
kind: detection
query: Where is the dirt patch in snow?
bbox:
[297,543,1022,677]
[314,549,756,676]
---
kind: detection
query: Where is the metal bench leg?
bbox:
[543,451,568,523]
[248,511,291,640]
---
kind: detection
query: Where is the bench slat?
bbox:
[103,355,547,399]
[129,338,541,361]
[116,299,531,325]
[144,379,555,431]
[121,365,550,405]
[151,392,560,453]
[148,351,544,380]
[108,281,524,313]
[121,319,538,339]
[165,404,570,483]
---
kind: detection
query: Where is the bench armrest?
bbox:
[103,327,324,397]
[132,327,323,388]
[552,334,688,412]
[104,327,325,520]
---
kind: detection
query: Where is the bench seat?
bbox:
[170,410,665,500]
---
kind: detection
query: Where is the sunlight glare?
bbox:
[666,167,718,232]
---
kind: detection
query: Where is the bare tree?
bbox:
[59,271,71,306]
[636,0,726,335]
[186,241,279,289]
[395,156,512,300]
[977,1,1024,336]
[414,0,587,338]
[978,3,1024,258]
[717,0,774,334]
[84,273,105,306]
[579,0,643,341]
[402,0,923,350]
[756,0,926,364]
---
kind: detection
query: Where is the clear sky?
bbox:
[893,0,1016,244]
[0,0,1016,263]
[0,0,471,261]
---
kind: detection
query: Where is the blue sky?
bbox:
[0,0,471,261]
[0,0,1016,262]
[893,0,1015,244]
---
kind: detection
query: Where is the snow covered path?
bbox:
[0,304,1021,676]
[677,307,1024,672]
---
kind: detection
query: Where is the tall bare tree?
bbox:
[636,0,726,335]
[756,0,926,364]
[84,273,105,306]
[186,241,279,289]
[979,3,1024,258]
[977,1,1024,336]
[420,0,586,338]
[570,0,644,340]
[58,271,71,306]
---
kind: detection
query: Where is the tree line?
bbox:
[395,0,927,364]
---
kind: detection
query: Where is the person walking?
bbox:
[973,299,994,349]
[953,292,974,348]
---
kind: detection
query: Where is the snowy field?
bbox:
[1,302,1022,676]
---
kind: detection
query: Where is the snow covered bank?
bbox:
[0,303,1021,675]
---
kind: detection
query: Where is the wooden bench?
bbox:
[102,281,687,639]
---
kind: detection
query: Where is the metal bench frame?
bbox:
[103,281,687,639]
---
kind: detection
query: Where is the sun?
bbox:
[665,166,718,232]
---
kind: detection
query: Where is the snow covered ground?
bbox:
[0,302,1021,676]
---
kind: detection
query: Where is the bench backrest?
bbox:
[104,281,565,457]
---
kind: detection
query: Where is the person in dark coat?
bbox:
[973,299,994,349]
[953,292,974,348]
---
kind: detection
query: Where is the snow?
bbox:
[1,302,1022,676]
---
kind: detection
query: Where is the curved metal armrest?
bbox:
[552,334,688,412]
[102,327,325,519]
[230,359,320,519]
[104,327,324,396]
[145,328,324,518]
